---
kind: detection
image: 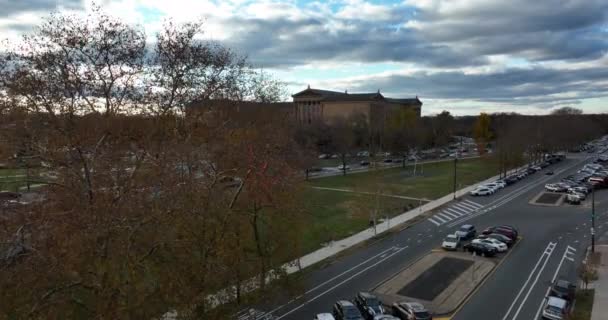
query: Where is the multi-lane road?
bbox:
[250,153,607,320]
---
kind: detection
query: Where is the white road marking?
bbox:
[443,211,460,219]
[452,203,475,212]
[450,205,470,214]
[437,213,455,221]
[502,242,557,320]
[428,218,441,226]
[445,207,468,217]
[464,199,484,209]
[532,246,577,320]
[275,246,407,319]
[433,215,447,223]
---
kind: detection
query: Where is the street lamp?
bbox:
[453,157,458,200]
[592,184,596,253]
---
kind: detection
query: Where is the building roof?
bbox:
[292,87,421,105]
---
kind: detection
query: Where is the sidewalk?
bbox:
[591,245,608,320]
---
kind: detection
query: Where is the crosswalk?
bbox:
[428,200,484,226]
[234,308,275,320]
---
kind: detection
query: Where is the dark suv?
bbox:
[455,224,476,240]
[354,292,385,319]
[463,242,497,257]
[333,300,364,320]
[550,280,575,301]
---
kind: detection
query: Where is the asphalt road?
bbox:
[249,152,606,320]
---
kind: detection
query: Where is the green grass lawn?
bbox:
[301,188,419,254]
[570,289,594,320]
[0,168,44,192]
[309,157,500,200]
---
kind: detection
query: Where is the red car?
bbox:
[482,227,516,240]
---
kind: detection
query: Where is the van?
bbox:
[542,296,568,319]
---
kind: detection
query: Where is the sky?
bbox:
[0,0,607,116]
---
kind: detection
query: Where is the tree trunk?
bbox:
[252,202,267,290]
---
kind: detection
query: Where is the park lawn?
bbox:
[570,289,594,320]
[0,168,44,192]
[301,188,419,254]
[309,157,500,201]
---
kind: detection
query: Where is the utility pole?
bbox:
[592,185,596,253]
[453,157,458,200]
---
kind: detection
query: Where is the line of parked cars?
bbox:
[314,292,432,320]
[541,279,576,319]
[442,224,519,257]
[544,162,608,204]
[469,155,563,197]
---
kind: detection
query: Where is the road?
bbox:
[247,153,606,320]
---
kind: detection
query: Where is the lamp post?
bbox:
[453,157,458,200]
[592,185,596,253]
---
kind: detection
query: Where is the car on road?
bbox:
[382,159,393,163]
[337,164,351,171]
[484,182,504,191]
[504,176,519,185]
[550,280,575,301]
[391,302,432,320]
[531,165,542,171]
[333,300,364,320]
[463,242,497,257]
[545,184,565,192]
[546,170,554,175]
[360,161,370,166]
[315,313,336,320]
[442,234,460,251]
[478,233,514,247]
[471,238,508,252]
[354,292,386,320]
[455,224,477,240]
[541,296,569,320]
[470,187,494,196]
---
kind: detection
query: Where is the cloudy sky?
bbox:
[1,0,607,115]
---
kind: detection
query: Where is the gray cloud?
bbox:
[222,16,488,68]
[0,0,83,17]
[342,66,608,108]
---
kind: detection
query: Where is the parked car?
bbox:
[315,313,337,320]
[545,184,565,192]
[496,225,519,237]
[478,233,514,247]
[360,161,370,166]
[546,170,554,175]
[504,176,519,185]
[550,280,576,301]
[481,227,516,240]
[455,224,477,240]
[337,164,351,171]
[472,238,508,252]
[391,302,432,320]
[372,316,399,320]
[541,296,569,320]
[567,189,586,200]
[319,154,330,159]
[442,234,460,251]
[354,292,385,320]
[470,187,494,196]
[531,165,542,171]
[565,193,581,205]
[463,242,497,257]
[333,300,364,320]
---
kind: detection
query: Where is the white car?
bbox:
[472,238,507,252]
[470,187,494,196]
[314,313,335,320]
[484,183,503,191]
[442,234,460,250]
[545,184,562,192]
[336,164,351,170]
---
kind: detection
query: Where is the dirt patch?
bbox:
[530,191,564,206]
[397,257,474,301]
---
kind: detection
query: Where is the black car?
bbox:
[505,176,519,185]
[550,280,575,301]
[360,161,370,166]
[333,300,364,320]
[479,233,514,247]
[546,170,554,175]
[383,159,393,163]
[463,242,497,257]
[392,301,432,320]
[354,292,385,320]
